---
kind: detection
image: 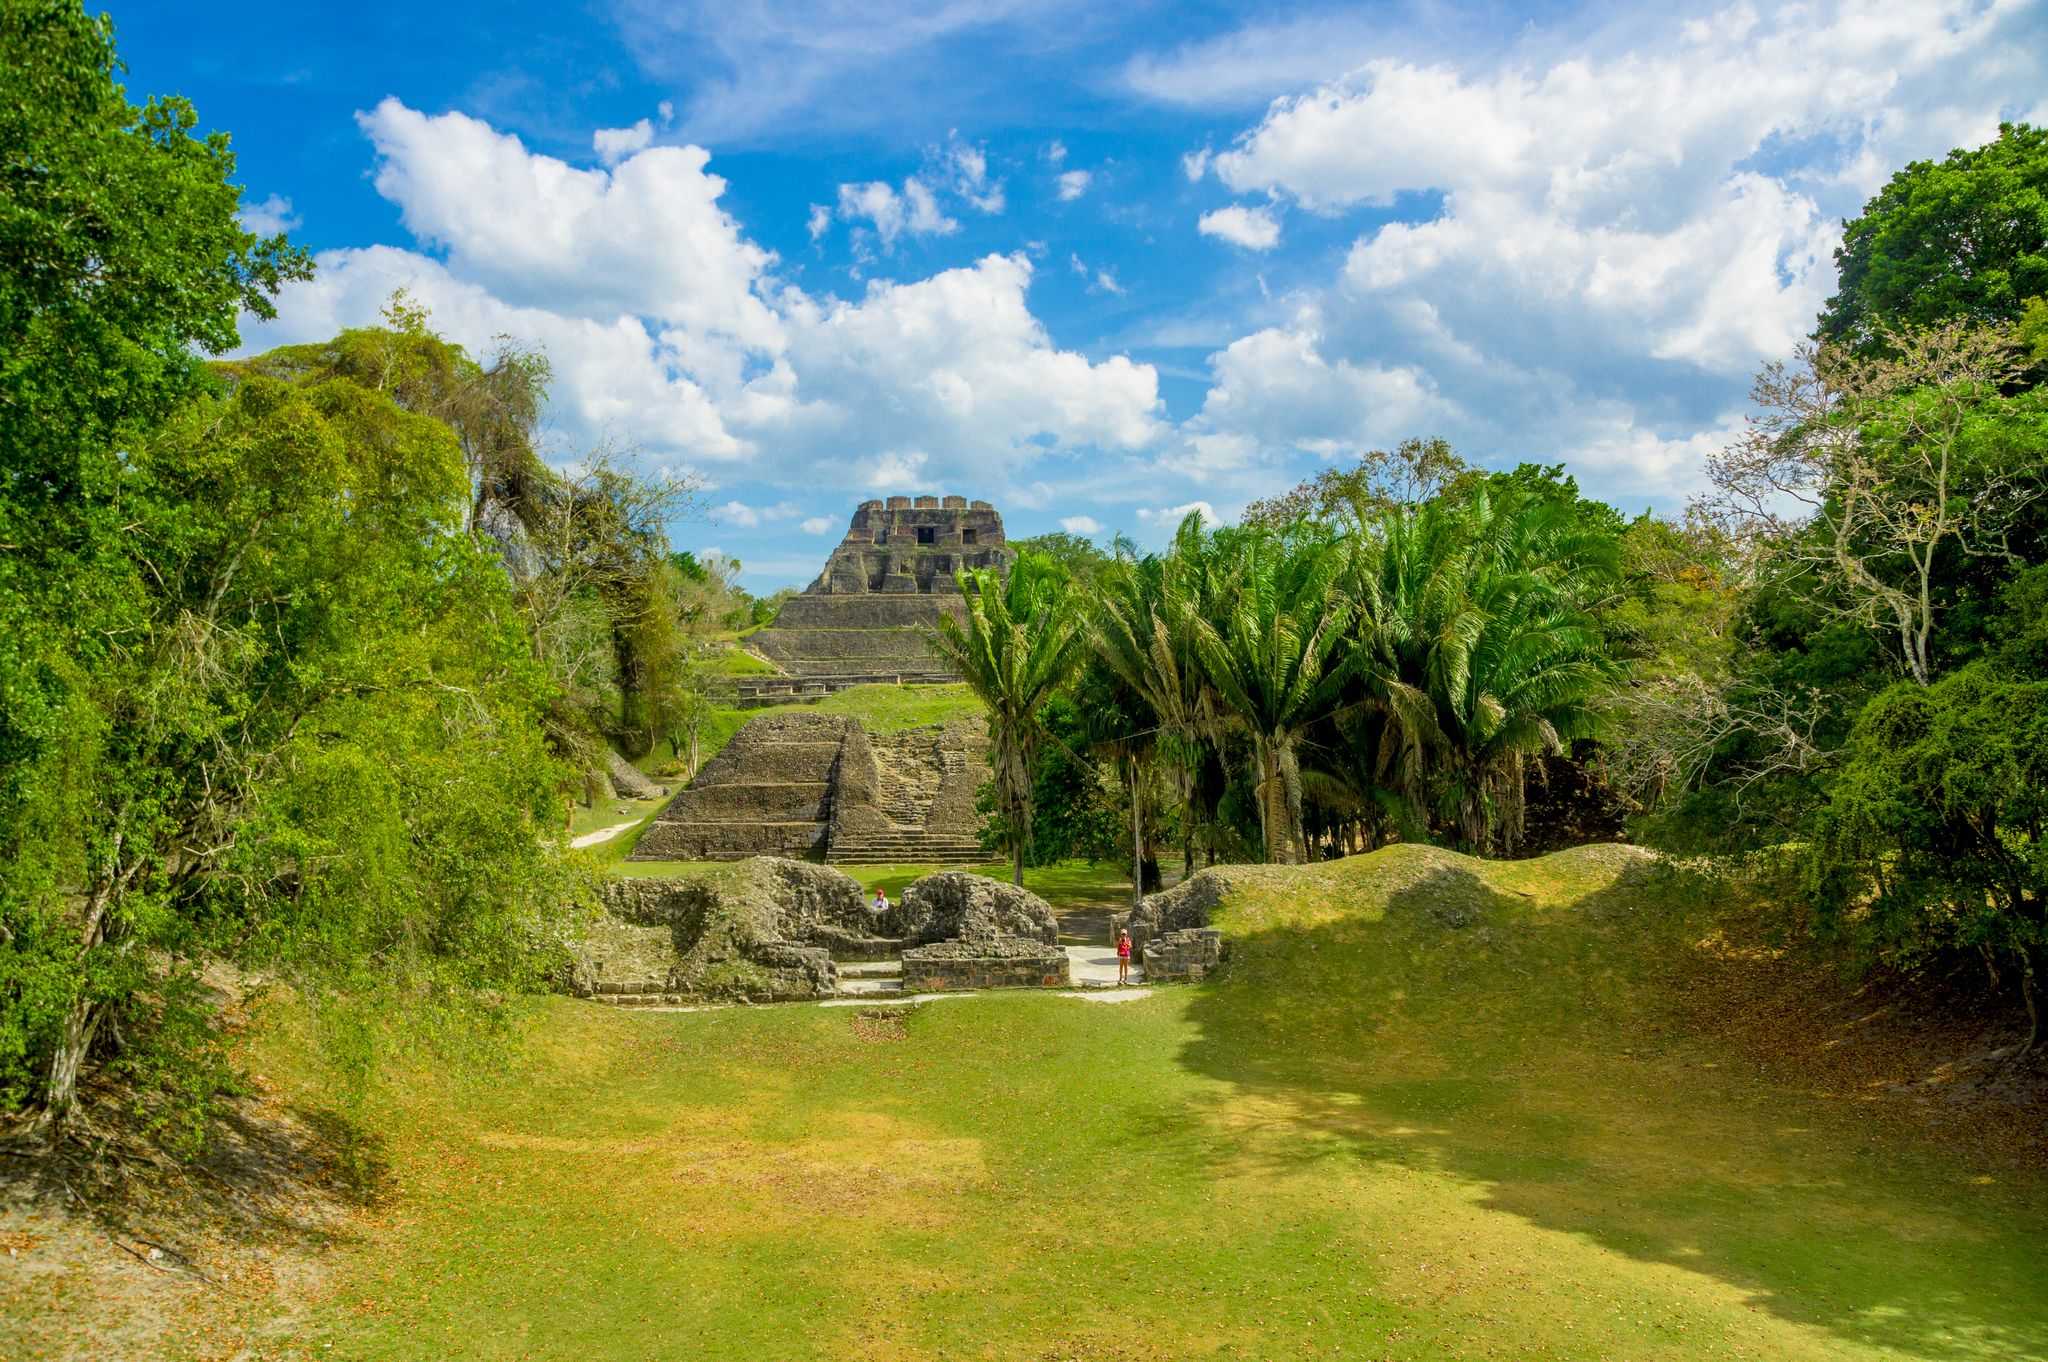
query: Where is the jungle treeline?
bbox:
[945,125,2048,1039]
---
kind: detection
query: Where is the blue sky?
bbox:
[117,0,2047,590]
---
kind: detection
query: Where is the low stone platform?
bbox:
[1144,927,1223,982]
[901,935,1071,992]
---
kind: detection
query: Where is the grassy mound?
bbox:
[31,845,2047,1361]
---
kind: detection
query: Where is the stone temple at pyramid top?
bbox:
[806,495,1013,595]
[740,496,1015,699]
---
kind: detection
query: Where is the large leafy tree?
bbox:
[0,5,580,1143]
[1089,515,1220,883]
[1819,122,2048,350]
[930,554,1084,885]
[1808,620,2048,1049]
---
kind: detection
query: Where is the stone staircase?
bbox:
[826,831,986,865]
[834,959,904,998]
[826,726,984,865]
[587,979,686,1007]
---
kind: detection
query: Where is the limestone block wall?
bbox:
[1143,927,1223,982]
[629,713,856,862]
[631,711,990,866]
[900,936,1070,991]
[747,496,1013,684]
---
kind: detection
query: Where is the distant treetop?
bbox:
[1819,122,2048,349]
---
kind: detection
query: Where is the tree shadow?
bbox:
[1175,858,2048,1360]
[0,1077,379,1268]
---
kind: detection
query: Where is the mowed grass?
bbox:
[262,845,2046,1360]
[800,681,983,732]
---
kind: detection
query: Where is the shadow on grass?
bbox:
[0,1079,381,1265]
[1176,858,2048,1362]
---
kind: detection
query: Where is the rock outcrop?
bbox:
[1113,871,1233,983]
[572,858,883,1004]
[573,859,1071,1003]
[884,870,1058,947]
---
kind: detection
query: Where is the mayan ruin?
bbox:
[629,494,1008,866]
[740,494,1013,703]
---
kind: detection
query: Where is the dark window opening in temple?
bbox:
[961,529,977,544]
[917,526,936,545]
[873,531,887,545]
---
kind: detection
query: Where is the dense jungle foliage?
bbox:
[0,1,770,1143]
[953,126,2048,1032]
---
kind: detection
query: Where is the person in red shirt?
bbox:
[1116,928,1133,986]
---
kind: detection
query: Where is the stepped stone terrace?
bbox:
[741,495,1013,703]
[629,711,988,867]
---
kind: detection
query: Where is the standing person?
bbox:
[871,888,890,916]
[1116,929,1133,986]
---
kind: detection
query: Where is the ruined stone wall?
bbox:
[1142,927,1223,982]
[900,936,1070,991]
[628,713,854,862]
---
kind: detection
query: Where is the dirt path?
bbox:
[570,820,640,849]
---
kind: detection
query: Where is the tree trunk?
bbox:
[38,997,103,1133]
[1257,740,1289,865]
[1012,840,1024,888]
[1131,761,1145,909]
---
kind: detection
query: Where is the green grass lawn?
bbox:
[800,681,982,732]
[234,843,2047,1360]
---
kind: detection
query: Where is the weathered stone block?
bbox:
[900,935,1071,991]
[886,871,1058,946]
[574,858,879,1002]
[1115,871,1230,959]
[1143,927,1223,983]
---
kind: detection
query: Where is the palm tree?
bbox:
[1351,490,1625,853]
[1088,517,1220,887]
[930,554,1085,885]
[1190,527,1356,865]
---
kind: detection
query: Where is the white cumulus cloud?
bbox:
[1059,515,1104,534]
[1181,0,2047,503]
[1136,501,1219,528]
[1197,203,1281,251]
[238,192,300,236]
[1057,169,1092,201]
[243,102,1164,503]
[592,119,654,166]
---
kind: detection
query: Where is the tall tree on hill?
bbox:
[1704,321,2043,688]
[0,0,312,1130]
[1090,515,1218,882]
[1819,123,2048,353]
[931,554,1085,886]
[1353,492,1626,853]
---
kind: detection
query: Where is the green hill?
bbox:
[30,845,2047,1360]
